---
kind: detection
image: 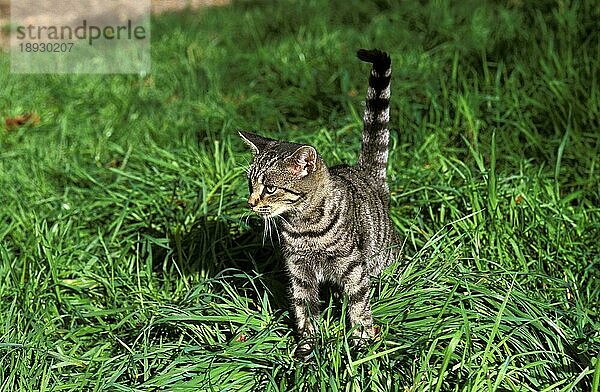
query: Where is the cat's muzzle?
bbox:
[256,206,271,216]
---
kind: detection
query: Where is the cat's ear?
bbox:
[238,131,274,154]
[286,146,318,178]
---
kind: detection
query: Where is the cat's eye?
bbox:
[265,185,277,194]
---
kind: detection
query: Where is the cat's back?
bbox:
[330,164,389,204]
[329,163,397,274]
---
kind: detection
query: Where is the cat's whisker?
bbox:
[267,217,275,247]
[262,217,268,246]
[266,216,274,246]
[239,211,251,228]
[243,211,253,227]
[278,215,297,233]
[272,217,282,244]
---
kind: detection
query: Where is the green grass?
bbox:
[0,0,598,390]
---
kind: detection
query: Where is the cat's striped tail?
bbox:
[356,48,391,190]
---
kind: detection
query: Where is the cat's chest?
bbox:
[281,238,349,283]
[280,232,335,253]
[279,201,358,255]
[280,227,359,268]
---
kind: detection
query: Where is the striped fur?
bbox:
[239,49,400,351]
[356,49,392,191]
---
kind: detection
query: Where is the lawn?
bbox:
[0,0,598,390]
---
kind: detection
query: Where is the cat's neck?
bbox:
[280,177,337,230]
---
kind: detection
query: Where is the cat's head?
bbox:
[239,131,327,218]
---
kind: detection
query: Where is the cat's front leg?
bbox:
[286,255,320,356]
[289,269,319,337]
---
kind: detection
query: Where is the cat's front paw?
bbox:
[294,338,315,359]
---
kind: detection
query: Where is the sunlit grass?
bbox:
[0,0,598,390]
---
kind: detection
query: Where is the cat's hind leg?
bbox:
[342,263,377,339]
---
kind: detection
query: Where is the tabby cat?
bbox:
[239,49,399,346]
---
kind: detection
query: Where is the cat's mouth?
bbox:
[254,205,286,218]
[256,206,271,216]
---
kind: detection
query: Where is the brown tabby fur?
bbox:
[239,49,399,351]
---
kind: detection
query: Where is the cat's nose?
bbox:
[247,196,259,208]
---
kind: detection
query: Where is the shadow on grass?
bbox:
[147,215,291,310]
